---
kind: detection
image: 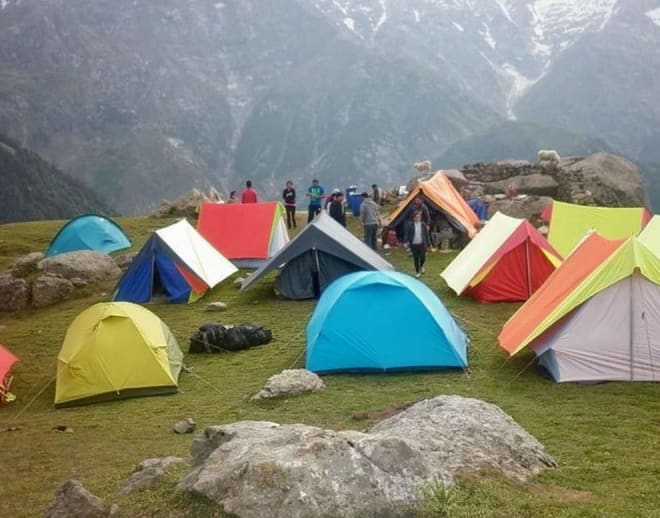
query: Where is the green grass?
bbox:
[1,214,660,517]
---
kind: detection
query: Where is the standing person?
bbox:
[306,179,325,223]
[227,191,239,204]
[241,180,258,203]
[372,184,384,206]
[282,180,297,229]
[407,196,430,224]
[328,192,346,227]
[405,210,431,278]
[359,192,381,251]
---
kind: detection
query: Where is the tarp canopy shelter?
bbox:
[55,302,183,407]
[240,212,394,299]
[542,200,650,256]
[0,345,18,404]
[441,212,562,302]
[306,271,468,373]
[46,214,131,257]
[388,171,479,239]
[114,219,237,304]
[197,202,289,268]
[499,232,660,383]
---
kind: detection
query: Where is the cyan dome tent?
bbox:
[46,214,131,257]
[306,271,468,373]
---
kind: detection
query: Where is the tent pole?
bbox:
[525,239,532,298]
[630,275,634,381]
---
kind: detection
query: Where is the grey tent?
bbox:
[240,211,395,299]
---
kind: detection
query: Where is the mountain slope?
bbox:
[0,134,111,223]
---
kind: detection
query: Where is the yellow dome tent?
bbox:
[55,302,183,407]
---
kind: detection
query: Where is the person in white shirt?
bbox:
[405,210,431,278]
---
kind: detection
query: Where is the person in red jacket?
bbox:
[241,180,258,203]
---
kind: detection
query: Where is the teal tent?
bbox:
[306,271,468,373]
[46,214,131,257]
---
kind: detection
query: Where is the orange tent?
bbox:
[388,171,479,238]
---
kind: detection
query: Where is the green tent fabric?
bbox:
[546,201,650,256]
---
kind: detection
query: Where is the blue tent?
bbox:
[114,220,237,304]
[306,271,468,373]
[46,214,131,257]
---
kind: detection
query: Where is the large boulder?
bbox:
[117,457,186,496]
[180,395,556,517]
[45,479,106,518]
[153,187,222,218]
[0,273,30,311]
[39,251,121,284]
[482,174,559,197]
[486,195,552,221]
[558,153,650,208]
[32,275,75,308]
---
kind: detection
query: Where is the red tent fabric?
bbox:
[463,222,559,303]
[197,202,281,260]
[0,344,18,403]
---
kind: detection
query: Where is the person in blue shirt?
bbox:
[306,179,325,223]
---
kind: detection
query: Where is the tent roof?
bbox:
[499,233,660,356]
[197,202,287,260]
[638,215,660,255]
[240,211,394,293]
[46,214,131,257]
[546,201,650,256]
[155,219,237,288]
[388,171,479,237]
[441,212,561,295]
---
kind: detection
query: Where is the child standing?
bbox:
[282,180,297,229]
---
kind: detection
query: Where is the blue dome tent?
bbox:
[46,214,131,257]
[306,271,468,373]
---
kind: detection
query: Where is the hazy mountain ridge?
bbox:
[0,134,112,223]
[0,0,656,213]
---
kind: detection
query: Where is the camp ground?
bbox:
[541,200,651,256]
[114,219,237,304]
[45,214,131,257]
[306,271,468,373]
[499,231,660,382]
[197,201,289,268]
[441,212,562,302]
[240,211,394,299]
[388,171,480,241]
[55,302,183,407]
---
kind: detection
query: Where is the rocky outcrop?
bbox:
[39,251,121,284]
[32,275,75,309]
[153,188,222,219]
[9,252,44,277]
[448,153,650,221]
[117,457,186,496]
[180,395,556,517]
[252,369,325,400]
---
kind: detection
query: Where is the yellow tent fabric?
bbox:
[55,302,183,407]
[638,215,660,256]
[547,201,648,256]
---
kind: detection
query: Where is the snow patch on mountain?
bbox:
[646,7,660,27]
[343,17,356,32]
[502,64,539,119]
[374,0,387,32]
[481,22,496,49]
[453,21,464,32]
[1,0,9,9]
[414,9,420,23]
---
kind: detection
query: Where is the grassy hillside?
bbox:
[1,214,660,516]
[0,134,111,223]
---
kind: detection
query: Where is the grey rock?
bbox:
[0,274,29,311]
[109,504,120,516]
[39,251,121,284]
[9,252,45,278]
[443,168,468,187]
[45,479,106,518]
[252,369,325,400]
[116,457,185,496]
[487,196,552,221]
[32,275,75,309]
[114,253,137,271]
[484,173,559,197]
[180,395,556,517]
[154,188,222,218]
[233,277,246,288]
[174,418,196,434]
[205,301,228,312]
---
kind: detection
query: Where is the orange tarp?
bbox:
[389,171,479,237]
[498,233,624,355]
